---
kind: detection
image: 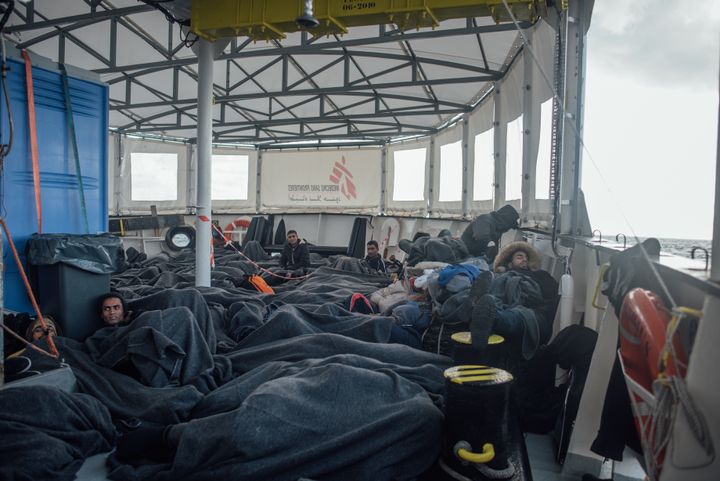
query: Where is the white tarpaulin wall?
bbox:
[260,149,381,214]
[113,136,191,215]
[109,21,557,225]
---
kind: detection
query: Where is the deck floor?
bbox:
[525,433,572,481]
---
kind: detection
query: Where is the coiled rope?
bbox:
[644,308,715,478]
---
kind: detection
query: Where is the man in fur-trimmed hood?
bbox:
[469,241,559,359]
[493,241,542,273]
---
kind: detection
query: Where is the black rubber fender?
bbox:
[165,225,196,251]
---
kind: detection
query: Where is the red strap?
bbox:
[0,218,58,358]
[21,50,42,233]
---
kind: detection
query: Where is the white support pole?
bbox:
[427,137,435,216]
[558,1,588,235]
[462,116,471,218]
[711,76,720,282]
[521,39,534,224]
[380,144,387,215]
[195,39,214,287]
[255,150,263,213]
[114,134,123,215]
[493,84,505,210]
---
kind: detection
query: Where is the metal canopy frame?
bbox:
[6,0,530,147]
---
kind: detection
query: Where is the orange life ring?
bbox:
[618,288,688,479]
[619,288,686,389]
[223,218,251,243]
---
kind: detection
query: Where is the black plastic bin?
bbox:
[26,234,124,340]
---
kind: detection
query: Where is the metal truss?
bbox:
[6,1,527,147]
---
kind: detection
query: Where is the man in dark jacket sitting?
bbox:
[364,240,386,273]
[279,230,310,272]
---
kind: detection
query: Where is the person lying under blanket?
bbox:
[468,241,558,359]
[3,316,62,382]
[99,291,133,326]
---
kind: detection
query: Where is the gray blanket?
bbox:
[108,362,444,481]
[0,386,115,481]
[85,307,215,388]
[490,270,545,359]
[3,264,450,481]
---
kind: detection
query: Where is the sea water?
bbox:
[635,238,712,259]
[590,236,711,259]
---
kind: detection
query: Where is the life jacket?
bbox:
[247,274,274,294]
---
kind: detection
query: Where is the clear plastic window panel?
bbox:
[536,99,552,200]
[473,130,495,201]
[392,148,427,201]
[439,140,462,202]
[212,154,249,200]
[130,152,178,201]
[505,115,523,201]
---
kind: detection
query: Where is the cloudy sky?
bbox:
[581,0,719,239]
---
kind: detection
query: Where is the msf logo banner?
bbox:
[329,156,357,200]
[286,155,358,203]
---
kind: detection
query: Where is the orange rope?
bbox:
[210,223,312,281]
[0,217,59,358]
[21,50,42,234]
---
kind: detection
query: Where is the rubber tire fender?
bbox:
[165,225,196,251]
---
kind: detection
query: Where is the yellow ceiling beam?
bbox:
[191,0,546,42]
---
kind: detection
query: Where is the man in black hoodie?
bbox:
[364,240,386,273]
[279,230,310,272]
[460,204,520,261]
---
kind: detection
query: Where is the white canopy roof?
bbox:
[4,0,536,146]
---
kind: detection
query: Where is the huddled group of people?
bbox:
[2,204,621,481]
[10,205,560,363]
[275,228,388,275]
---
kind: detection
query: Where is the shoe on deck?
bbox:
[470,293,496,350]
[461,270,494,313]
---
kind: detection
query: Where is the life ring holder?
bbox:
[223,217,251,243]
[617,288,699,479]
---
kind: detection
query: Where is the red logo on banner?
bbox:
[329,156,357,200]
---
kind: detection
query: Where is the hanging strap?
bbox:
[59,64,89,234]
[21,49,42,233]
